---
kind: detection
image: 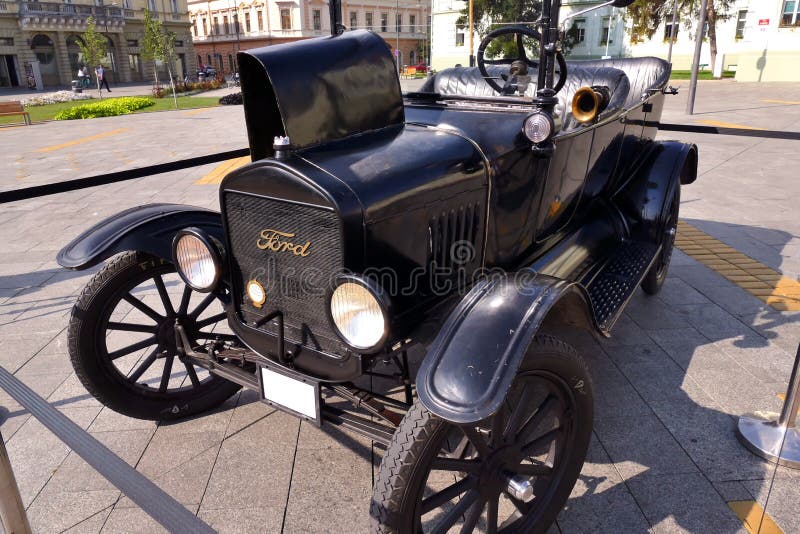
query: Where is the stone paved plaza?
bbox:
[0,79,799,533]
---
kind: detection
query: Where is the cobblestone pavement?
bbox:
[0,79,799,533]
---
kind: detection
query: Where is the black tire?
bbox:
[641,184,681,295]
[68,251,241,420]
[371,334,593,534]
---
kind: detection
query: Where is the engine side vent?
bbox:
[429,204,481,271]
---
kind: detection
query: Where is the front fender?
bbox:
[416,273,593,424]
[57,203,224,270]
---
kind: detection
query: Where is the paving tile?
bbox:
[646,327,711,370]
[656,277,713,307]
[672,302,763,342]
[600,343,689,402]
[597,312,651,347]
[697,284,771,316]
[26,487,118,534]
[282,447,372,534]
[198,506,285,533]
[593,415,698,480]
[742,468,800,534]
[61,508,113,534]
[624,293,690,331]
[627,473,746,533]
[201,410,299,509]
[101,504,199,534]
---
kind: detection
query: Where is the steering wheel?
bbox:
[477,25,567,95]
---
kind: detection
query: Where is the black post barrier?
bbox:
[737,342,800,469]
[0,367,217,533]
[0,148,249,204]
[658,123,800,141]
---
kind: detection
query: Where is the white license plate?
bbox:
[259,366,320,424]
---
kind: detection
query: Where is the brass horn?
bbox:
[571,86,610,124]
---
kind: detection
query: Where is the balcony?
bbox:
[19,2,125,31]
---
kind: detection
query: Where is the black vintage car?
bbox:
[57,0,697,531]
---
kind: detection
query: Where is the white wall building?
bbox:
[561,0,625,59]
[430,0,469,70]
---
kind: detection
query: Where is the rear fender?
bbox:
[416,273,593,424]
[615,141,697,241]
[57,203,223,270]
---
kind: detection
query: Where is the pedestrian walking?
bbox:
[95,64,111,92]
[77,66,85,87]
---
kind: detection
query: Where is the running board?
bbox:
[582,240,659,333]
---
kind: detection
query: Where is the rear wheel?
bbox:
[371,335,593,533]
[68,251,241,420]
[641,184,680,295]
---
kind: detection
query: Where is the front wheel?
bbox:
[68,251,241,420]
[371,335,593,533]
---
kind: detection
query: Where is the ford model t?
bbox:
[58,0,697,530]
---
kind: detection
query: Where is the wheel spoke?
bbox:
[510,462,552,477]
[516,394,557,443]
[178,284,192,315]
[461,426,491,458]
[123,293,164,323]
[128,348,159,382]
[153,275,175,316]
[158,354,175,392]
[195,312,227,329]
[107,322,158,334]
[107,336,157,360]
[430,457,481,474]
[486,495,498,534]
[189,293,215,319]
[459,495,486,534]
[184,361,200,387]
[430,489,479,534]
[503,385,537,440]
[421,476,475,515]
[521,427,562,457]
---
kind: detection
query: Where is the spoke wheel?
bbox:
[68,251,241,420]
[642,184,680,295]
[371,335,593,534]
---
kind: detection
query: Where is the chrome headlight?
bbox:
[523,111,555,144]
[172,228,222,292]
[330,277,389,351]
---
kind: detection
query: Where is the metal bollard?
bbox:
[0,431,32,534]
[737,342,800,469]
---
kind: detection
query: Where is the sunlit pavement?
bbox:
[0,79,799,533]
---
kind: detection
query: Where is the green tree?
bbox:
[141,8,178,108]
[78,17,108,98]
[457,0,542,59]
[627,0,735,74]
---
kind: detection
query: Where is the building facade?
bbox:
[188,0,429,75]
[627,0,800,82]
[0,0,195,88]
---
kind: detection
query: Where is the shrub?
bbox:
[54,97,155,120]
[22,90,92,107]
[219,92,242,105]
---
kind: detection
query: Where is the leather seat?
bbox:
[567,57,670,109]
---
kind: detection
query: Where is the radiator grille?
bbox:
[223,192,346,355]
[429,204,481,271]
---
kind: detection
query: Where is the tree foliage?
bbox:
[141,8,178,107]
[457,0,542,58]
[627,0,735,72]
[77,17,107,97]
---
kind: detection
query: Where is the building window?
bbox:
[192,19,198,36]
[313,9,321,30]
[366,12,373,30]
[349,11,357,29]
[381,13,387,32]
[147,0,156,12]
[280,8,291,30]
[455,24,465,46]
[245,12,251,32]
[223,15,229,34]
[129,53,140,72]
[409,14,415,33]
[573,18,585,43]
[197,54,201,66]
[207,54,211,65]
[228,53,234,71]
[127,39,138,47]
[175,40,183,47]
[213,16,220,34]
[396,13,401,32]
[782,1,800,26]
[257,10,263,31]
[735,9,747,38]
[663,15,678,41]
[201,17,207,34]
[170,0,177,12]
[600,17,614,46]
